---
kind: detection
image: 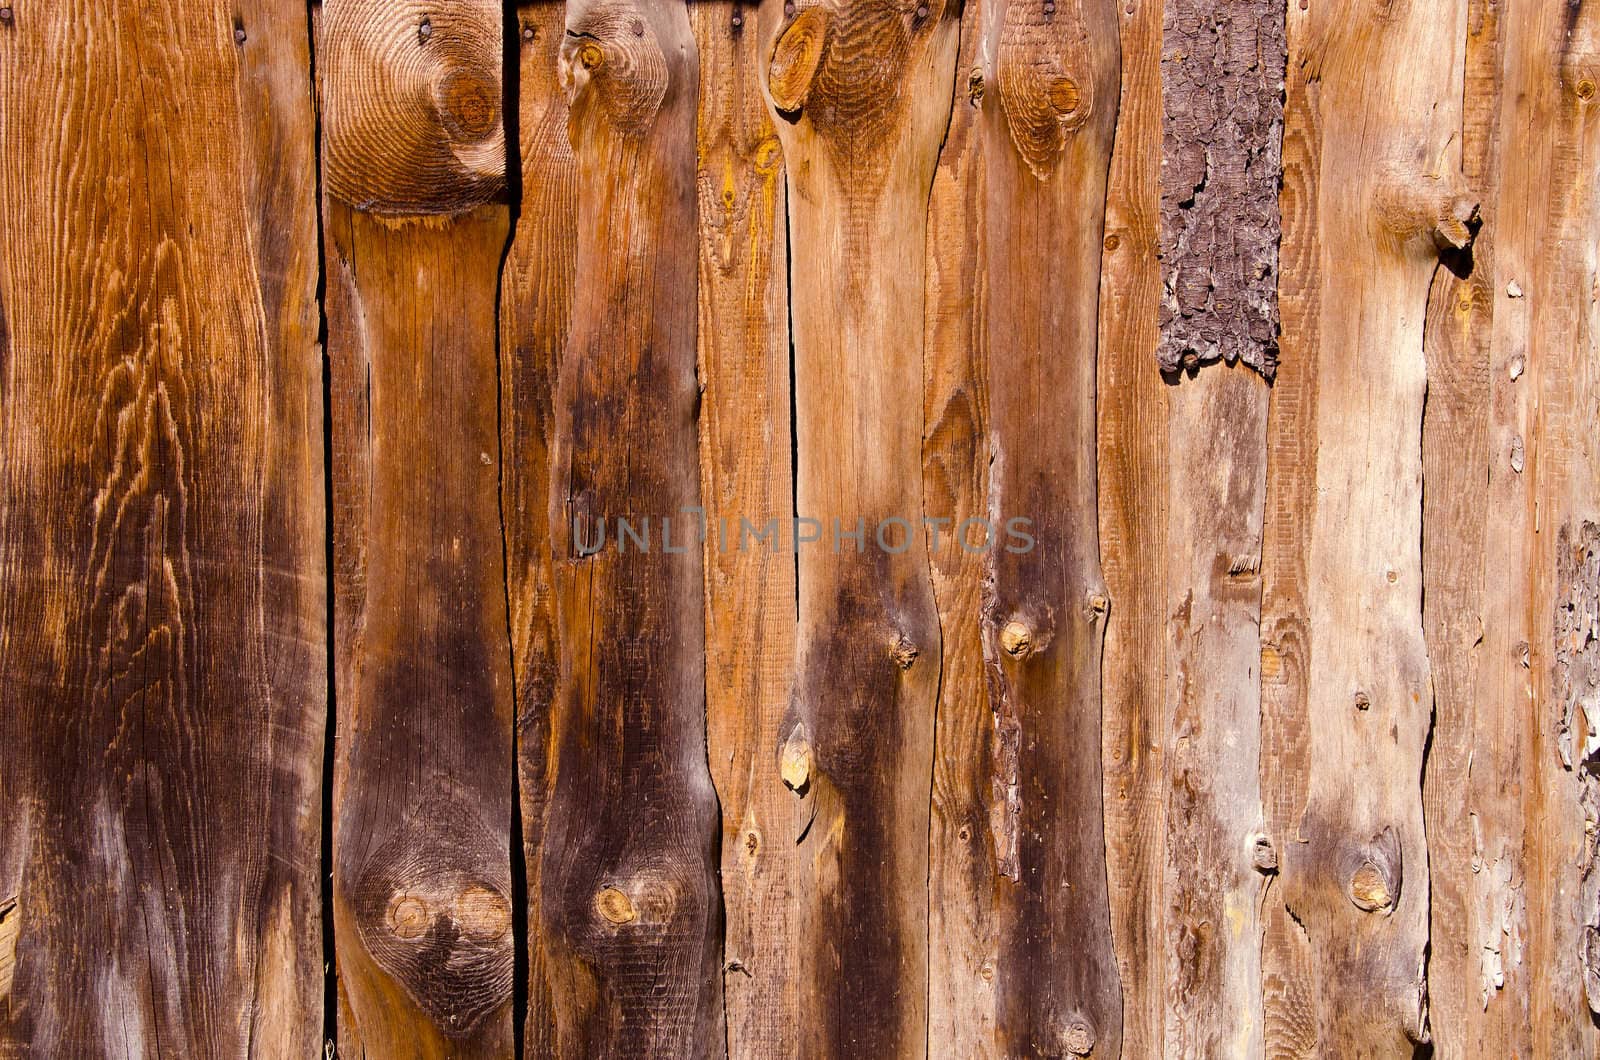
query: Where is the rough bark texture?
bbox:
[0,3,326,1052]
[524,0,725,1052]
[321,1,516,1054]
[1157,0,1285,376]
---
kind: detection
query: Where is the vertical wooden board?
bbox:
[320,1,516,1054]
[527,0,725,1053]
[759,0,958,1053]
[501,1,578,1049]
[1161,365,1269,1059]
[923,0,999,1052]
[1266,0,1470,1051]
[1501,3,1600,1053]
[691,0,799,1053]
[978,0,1122,1054]
[0,2,325,1053]
[1095,1,1168,1054]
[1419,0,1504,1049]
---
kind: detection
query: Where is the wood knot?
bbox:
[1354,690,1371,711]
[1000,620,1033,657]
[1087,592,1109,619]
[1047,76,1080,115]
[595,886,636,925]
[780,724,813,795]
[560,12,672,136]
[1579,78,1597,101]
[437,69,501,141]
[1346,826,1402,913]
[1350,862,1393,911]
[743,829,761,858]
[1059,1017,1096,1056]
[767,7,828,116]
[1251,834,1278,873]
[968,67,986,106]
[891,633,920,669]
[1375,174,1479,253]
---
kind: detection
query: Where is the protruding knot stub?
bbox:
[767,7,828,116]
[1376,174,1479,253]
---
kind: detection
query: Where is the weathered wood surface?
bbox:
[4,1,1600,1056]
[692,0,799,1053]
[1264,0,1468,1052]
[523,0,724,1052]
[321,0,516,1054]
[0,2,326,1053]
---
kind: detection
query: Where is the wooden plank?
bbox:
[923,0,997,1051]
[1419,0,1505,1049]
[760,1,959,1053]
[0,2,325,1051]
[1495,2,1600,1054]
[978,0,1123,1054]
[501,2,578,1050]
[690,1,800,1053]
[1263,0,1470,1051]
[1095,1,1168,1054]
[319,1,516,1054]
[523,0,725,1053]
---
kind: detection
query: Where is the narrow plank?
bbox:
[1161,365,1269,1059]
[690,0,800,1053]
[319,1,516,1054]
[1419,0,1505,1049]
[0,2,325,1051]
[1497,2,1600,1053]
[525,0,725,1052]
[760,0,959,1053]
[1095,1,1168,1054]
[978,0,1124,1053]
[1264,0,1470,1050]
[501,2,578,1049]
[923,0,998,1051]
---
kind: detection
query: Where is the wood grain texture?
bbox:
[1161,363,1268,1060]
[0,3,326,1053]
[1265,0,1470,1051]
[978,0,1123,1054]
[501,2,578,1051]
[1157,0,1284,376]
[1095,2,1168,1055]
[691,0,799,1053]
[321,1,515,1054]
[922,0,998,1052]
[0,1,326,1053]
[1494,2,1600,1053]
[760,0,959,1053]
[526,0,725,1052]
[1419,0,1505,1050]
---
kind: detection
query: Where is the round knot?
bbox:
[437,69,500,141]
[596,886,636,925]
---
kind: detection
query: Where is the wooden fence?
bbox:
[1,0,1597,1056]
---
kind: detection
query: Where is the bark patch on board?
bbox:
[1158,0,1286,376]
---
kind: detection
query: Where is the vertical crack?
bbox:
[304,1,337,1053]
[496,4,528,1057]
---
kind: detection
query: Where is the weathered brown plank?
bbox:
[1096,1,1168,1054]
[1263,0,1470,1051]
[923,0,997,1050]
[320,0,516,1054]
[978,0,1123,1054]
[0,2,325,1051]
[691,0,800,1053]
[501,2,578,1050]
[524,0,725,1052]
[759,0,959,1053]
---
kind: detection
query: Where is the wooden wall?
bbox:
[1,0,1598,1056]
